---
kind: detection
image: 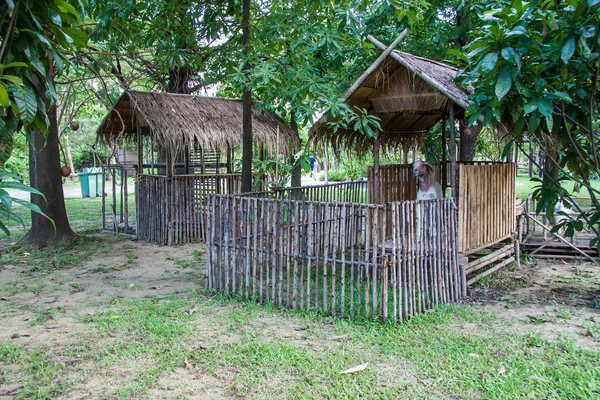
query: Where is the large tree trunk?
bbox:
[26,82,76,246]
[458,120,481,161]
[241,0,253,193]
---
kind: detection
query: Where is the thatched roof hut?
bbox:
[309,47,471,155]
[97,90,299,155]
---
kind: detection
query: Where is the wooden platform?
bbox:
[522,231,599,259]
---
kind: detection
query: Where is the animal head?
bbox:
[412,160,433,178]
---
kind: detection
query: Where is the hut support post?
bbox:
[166,151,173,245]
[448,102,457,198]
[373,129,381,204]
[441,115,447,196]
[136,119,142,239]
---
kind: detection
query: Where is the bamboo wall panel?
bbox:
[206,195,464,323]
[457,163,516,253]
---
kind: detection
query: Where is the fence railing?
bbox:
[260,181,369,203]
[206,195,464,323]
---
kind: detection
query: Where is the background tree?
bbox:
[459,0,600,247]
[1,0,88,245]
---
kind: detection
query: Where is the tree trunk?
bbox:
[290,115,301,187]
[26,76,76,246]
[542,147,559,186]
[241,0,253,193]
[62,133,77,178]
[458,120,481,161]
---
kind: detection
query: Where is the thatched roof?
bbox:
[309,50,472,155]
[97,90,299,154]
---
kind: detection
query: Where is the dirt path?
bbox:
[1,234,599,398]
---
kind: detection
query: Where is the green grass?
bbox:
[1,289,599,398]
[3,188,136,239]
[515,172,600,205]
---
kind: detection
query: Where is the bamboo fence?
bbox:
[137,173,242,244]
[268,181,369,203]
[206,195,464,323]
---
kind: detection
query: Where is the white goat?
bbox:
[412,160,443,241]
[412,160,443,200]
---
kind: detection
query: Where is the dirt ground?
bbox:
[1,234,599,398]
[467,258,600,351]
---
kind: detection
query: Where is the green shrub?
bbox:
[320,169,346,182]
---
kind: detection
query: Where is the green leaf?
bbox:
[1,75,23,85]
[538,99,553,120]
[481,52,499,74]
[12,198,55,232]
[0,221,10,237]
[0,62,28,70]
[61,27,88,48]
[524,100,538,115]
[0,189,12,212]
[0,181,44,197]
[495,66,513,100]
[0,82,9,107]
[55,0,79,17]
[11,85,37,125]
[561,37,575,63]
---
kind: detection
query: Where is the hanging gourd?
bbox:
[60,166,72,177]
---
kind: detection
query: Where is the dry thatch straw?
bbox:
[309,51,474,156]
[96,90,299,156]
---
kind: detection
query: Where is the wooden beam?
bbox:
[523,214,598,264]
[372,130,381,204]
[448,102,457,198]
[371,92,442,101]
[441,114,447,194]
[343,29,409,100]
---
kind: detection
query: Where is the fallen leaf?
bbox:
[225,381,236,389]
[184,359,193,370]
[468,353,480,358]
[498,366,506,375]
[113,264,130,271]
[22,252,30,257]
[339,363,368,375]
[188,306,199,316]
[150,286,160,290]
[198,343,209,350]
[126,283,135,288]
[481,372,488,381]
[328,334,349,341]
[491,351,506,358]
[294,326,309,331]
[582,330,594,337]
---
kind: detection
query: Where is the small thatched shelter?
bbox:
[309,34,470,156]
[309,32,476,201]
[98,90,298,161]
[96,90,299,245]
